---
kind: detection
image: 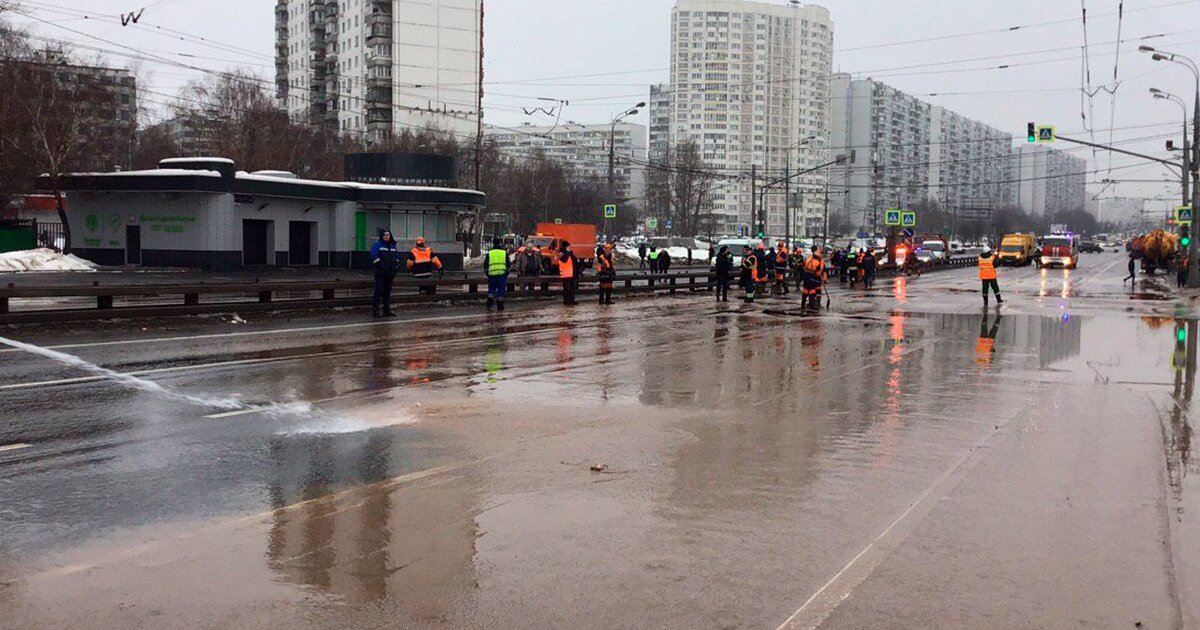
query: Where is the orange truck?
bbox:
[527,223,597,271]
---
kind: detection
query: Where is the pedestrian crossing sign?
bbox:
[604,204,617,219]
[1037,125,1055,143]
[1177,206,1194,224]
[901,211,917,228]
[884,209,902,226]
[647,217,658,229]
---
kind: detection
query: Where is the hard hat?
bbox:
[982,247,993,256]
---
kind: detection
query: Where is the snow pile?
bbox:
[0,248,99,272]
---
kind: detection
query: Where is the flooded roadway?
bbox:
[1,250,1198,629]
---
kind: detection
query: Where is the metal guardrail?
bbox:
[0,270,718,323]
[0,255,980,323]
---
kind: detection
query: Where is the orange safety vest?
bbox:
[978,255,997,281]
[804,257,824,275]
[745,254,759,282]
[559,253,575,279]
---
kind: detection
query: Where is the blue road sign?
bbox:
[884,210,901,226]
[903,228,914,238]
[1177,206,1194,224]
[603,204,617,219]
[901,212,916,228]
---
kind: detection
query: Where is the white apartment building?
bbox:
[928,106,1012,213]
[648,83,671,164]
[484,123,649,203]
[1011,144,1088,217]
[830,75,1020,232]
[275,0,481,144]
[829,74,931,231]
[669,0,833,237]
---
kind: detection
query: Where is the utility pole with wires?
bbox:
[474,0,484,192]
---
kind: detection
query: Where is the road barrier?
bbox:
[0,255,980,323]
[0,270,719,323]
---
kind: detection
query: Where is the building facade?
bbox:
[668,0,833,237]
[1011,144,1088,217]
[39,157,483,271]
[928,106,1012,213]
[275,0,482,144]
[829,75,1019,232]
[648,83,672,164]
[483,123,648,203]
[828,74,931,231]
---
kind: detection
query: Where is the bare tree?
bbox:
[663,141,720,237]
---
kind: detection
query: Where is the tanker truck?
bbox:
[1139,228,1178,274]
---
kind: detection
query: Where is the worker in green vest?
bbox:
[484,238,511,312]
[648,246,660,273]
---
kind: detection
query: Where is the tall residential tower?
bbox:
[275,0,482,144]
[668,0,833,236]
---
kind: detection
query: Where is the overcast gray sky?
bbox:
[8,0,1200,201]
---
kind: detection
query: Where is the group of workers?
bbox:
[710,241,828,309]
[369,231,444,318]
[372,234,1010,316]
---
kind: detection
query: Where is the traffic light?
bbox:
[1179,325,1188,343]
[1027,122,1037,144]
[1181,224,1191,248]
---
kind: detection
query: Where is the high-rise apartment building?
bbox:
[1011,144,1088,216]
[483,123,648,203]
[275,0,481,144]
[668,0,833,236]
[830,75,1024,230]
[648,83,671,164]
[928,106,1012,213]
[828,74,931,230]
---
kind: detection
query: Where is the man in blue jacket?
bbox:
[370,230,400,318]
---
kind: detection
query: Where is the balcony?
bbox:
[366,73,391,88]
[366,105,393,125]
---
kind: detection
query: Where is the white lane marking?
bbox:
[0,350,348,392]
[0,443,31,453]
[0,310,490,354]
[775,411,1023,630]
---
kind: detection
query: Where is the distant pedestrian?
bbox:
[638,242,648,269]
[838,248,851,283]
[979,247,1003,307]
[370,229,400,318]
[708,245,715,265]
[862,248,877,289]
[1123,254,1137,285]
[484,238,511,312]
[659,249,672,274]
[558,241,579,306]
[1178,254,1188,289]
[714,245,733,302]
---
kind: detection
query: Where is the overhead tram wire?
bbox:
[10,6,1187,190]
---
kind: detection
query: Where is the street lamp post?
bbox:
[1141,46,1200,286]
[609,101,645,203]
[1150,88,1191,207]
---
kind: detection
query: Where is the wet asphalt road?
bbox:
[1,250,1199,629]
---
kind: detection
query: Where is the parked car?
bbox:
[1080,240,1104,253]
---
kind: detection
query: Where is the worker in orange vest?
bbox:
[595,242,616,305]
[741,246,759,302]
[978,247,1003,307]
[774,241,790,295]
[558,240,579,306]
[407,237,443,295]
[801,246,826,310]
